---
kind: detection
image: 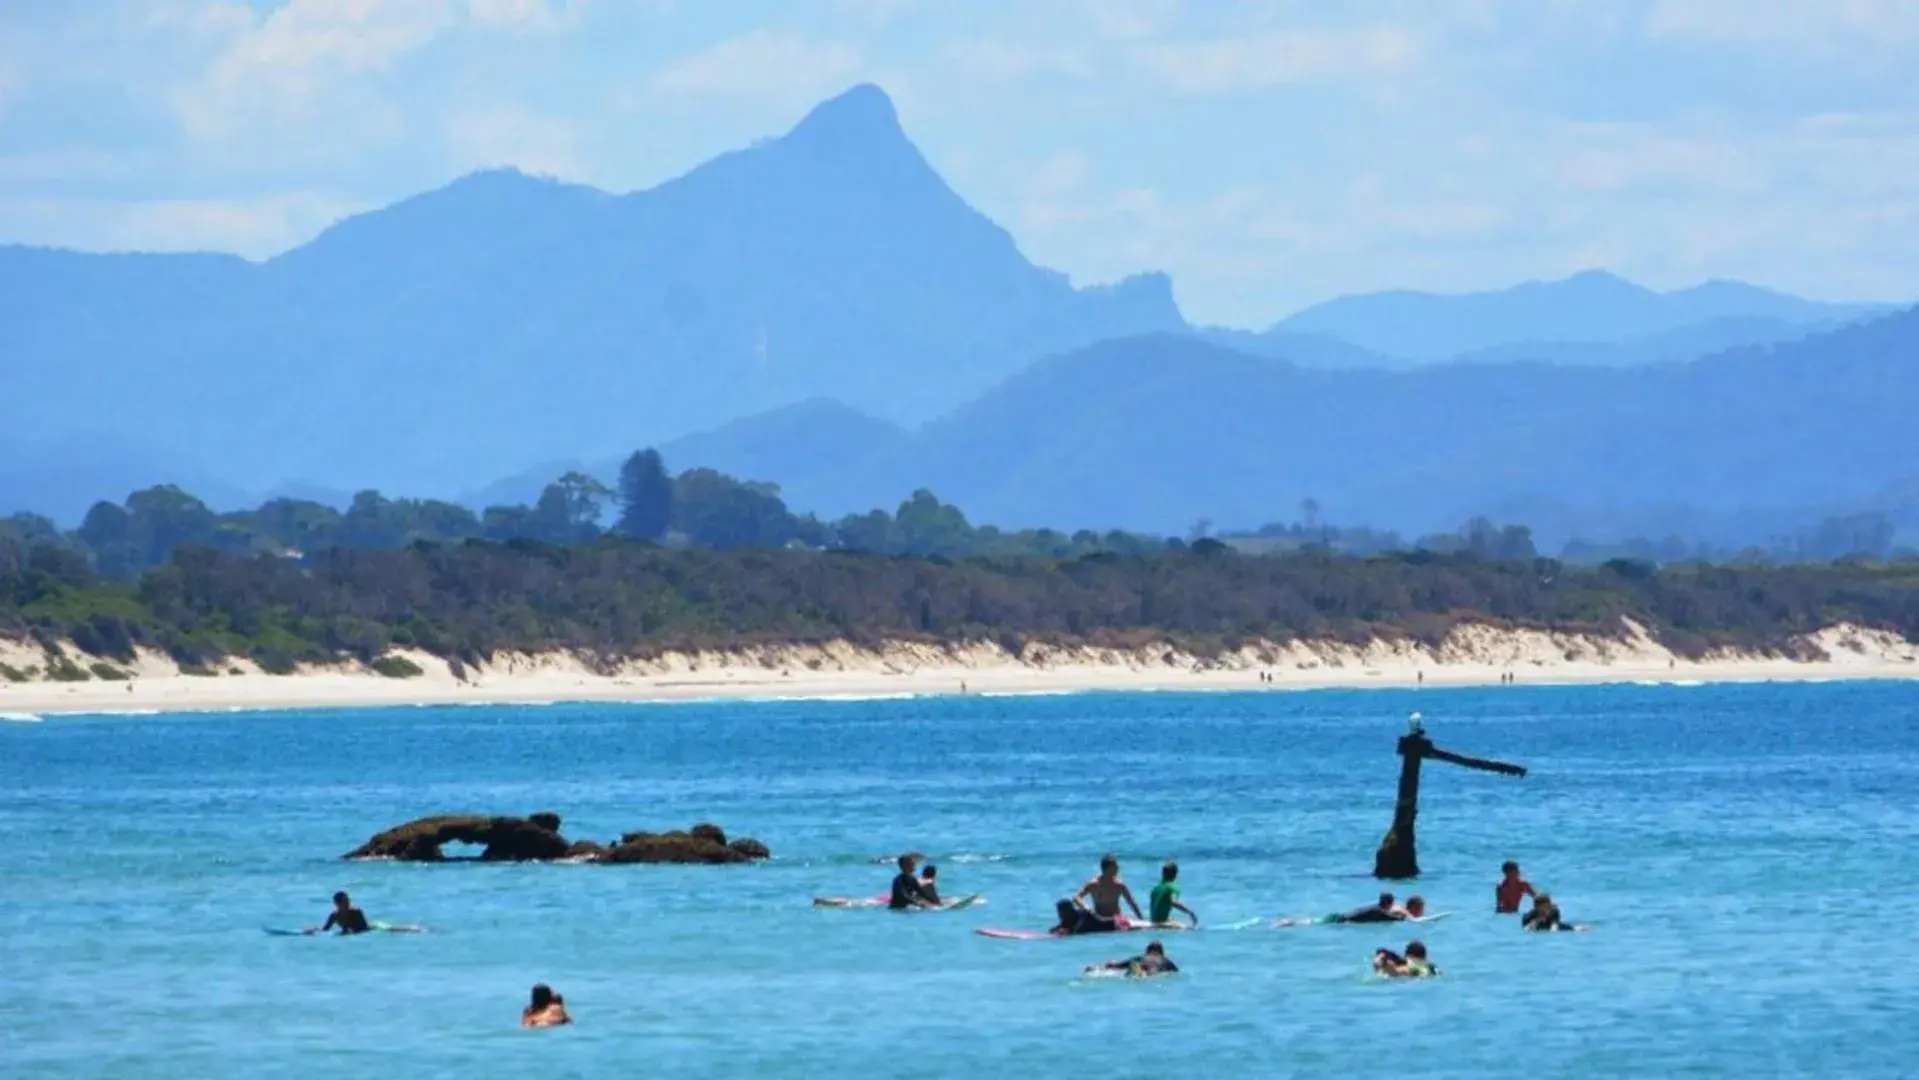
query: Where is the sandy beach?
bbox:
[3,621,1916,718]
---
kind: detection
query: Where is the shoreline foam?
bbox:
[2,622,1915,717]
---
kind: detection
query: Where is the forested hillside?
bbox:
[5,532,1917,680]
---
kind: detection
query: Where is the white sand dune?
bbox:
[1,622,1914,716]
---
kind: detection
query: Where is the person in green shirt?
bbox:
[1148,861,1198,927]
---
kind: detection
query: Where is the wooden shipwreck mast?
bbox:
[1374,712,1527,879]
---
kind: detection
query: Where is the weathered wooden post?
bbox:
[1374,713,1526,879]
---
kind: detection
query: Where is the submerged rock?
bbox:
[344,813,770,865]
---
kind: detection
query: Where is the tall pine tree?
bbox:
[616,449,674,541]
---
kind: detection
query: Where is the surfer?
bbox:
[1065,854,1144,933]
[889,854,939,910]
[1373,940,1439,978]
[1149,861,1199,928]
[1086,940,1179,978]
[1496,860,1536,914]
[521,984,572,1028]
[1327,892,1406,924]
[918,863,942,905]
[1521,893,1587,932]
[307,891,371,935]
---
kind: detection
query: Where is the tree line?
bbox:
[4,527,1918,679]
[1,449,1910,585]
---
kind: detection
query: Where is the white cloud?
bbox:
[0,191,366,258]
[167,0,460,162]
[1136,25,1421,94]
[445,106,583,177]
[944,40,1095,82]
[1645,0,1919,50]
[647,30,864,104]
[1080,0,1183,41]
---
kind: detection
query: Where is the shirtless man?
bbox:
[1067,854,1145,933]
[1496,860,1536,914]
[521,984,572,1028]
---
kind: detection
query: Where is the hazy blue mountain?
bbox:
[1,84,1182,501]
[1273,270,1891,360]
[1193,327,1402,368]
[632,305,1917,544]
[0,432,252,525]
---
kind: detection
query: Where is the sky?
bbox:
[0,0,1916,327]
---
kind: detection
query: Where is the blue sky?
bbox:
[1,0,1915,326]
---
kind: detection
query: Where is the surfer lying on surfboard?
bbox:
[1085,940,1179,978]
[1373,940,1439,978]
[1274,893,1428,928]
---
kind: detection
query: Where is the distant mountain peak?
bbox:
[779,83,914,163]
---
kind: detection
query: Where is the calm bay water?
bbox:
[3,681,1917,1078]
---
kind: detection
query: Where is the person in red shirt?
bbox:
[1495,860,1535,914]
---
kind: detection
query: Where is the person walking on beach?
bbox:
[1149,861,1199,927]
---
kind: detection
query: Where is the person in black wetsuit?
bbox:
[1522,893,1586,932]
[918,864,942,906]
[889,854,938,910]
[310,891,371,935]
[1328,892,1406,925]
[1086,940,1179,978]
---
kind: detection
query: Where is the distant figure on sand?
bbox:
[522,984,572,1028]
[890,854,939,910]
[307,891,370,935]
[1150,862,1199,928]
[1086,940,1179,978]
[1373,940,1439,978]
[1496,860,1536,914]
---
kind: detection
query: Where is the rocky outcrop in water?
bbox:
[344,813,770,864]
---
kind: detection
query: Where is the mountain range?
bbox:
[4,83,1913,545]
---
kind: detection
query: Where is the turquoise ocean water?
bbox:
[3,681,1917,1078]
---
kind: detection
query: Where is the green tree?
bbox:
[617,449,674,541]
[530,471,613,545]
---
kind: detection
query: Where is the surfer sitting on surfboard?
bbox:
[521,984,572,1028]
[307,891,370,935]
[918,864,942,905]
[1061,854,1144,933]
[890,854,939,910]
[1149,861,1199,928]
[1086,940,1179,978]
[1373,940,1439,978]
